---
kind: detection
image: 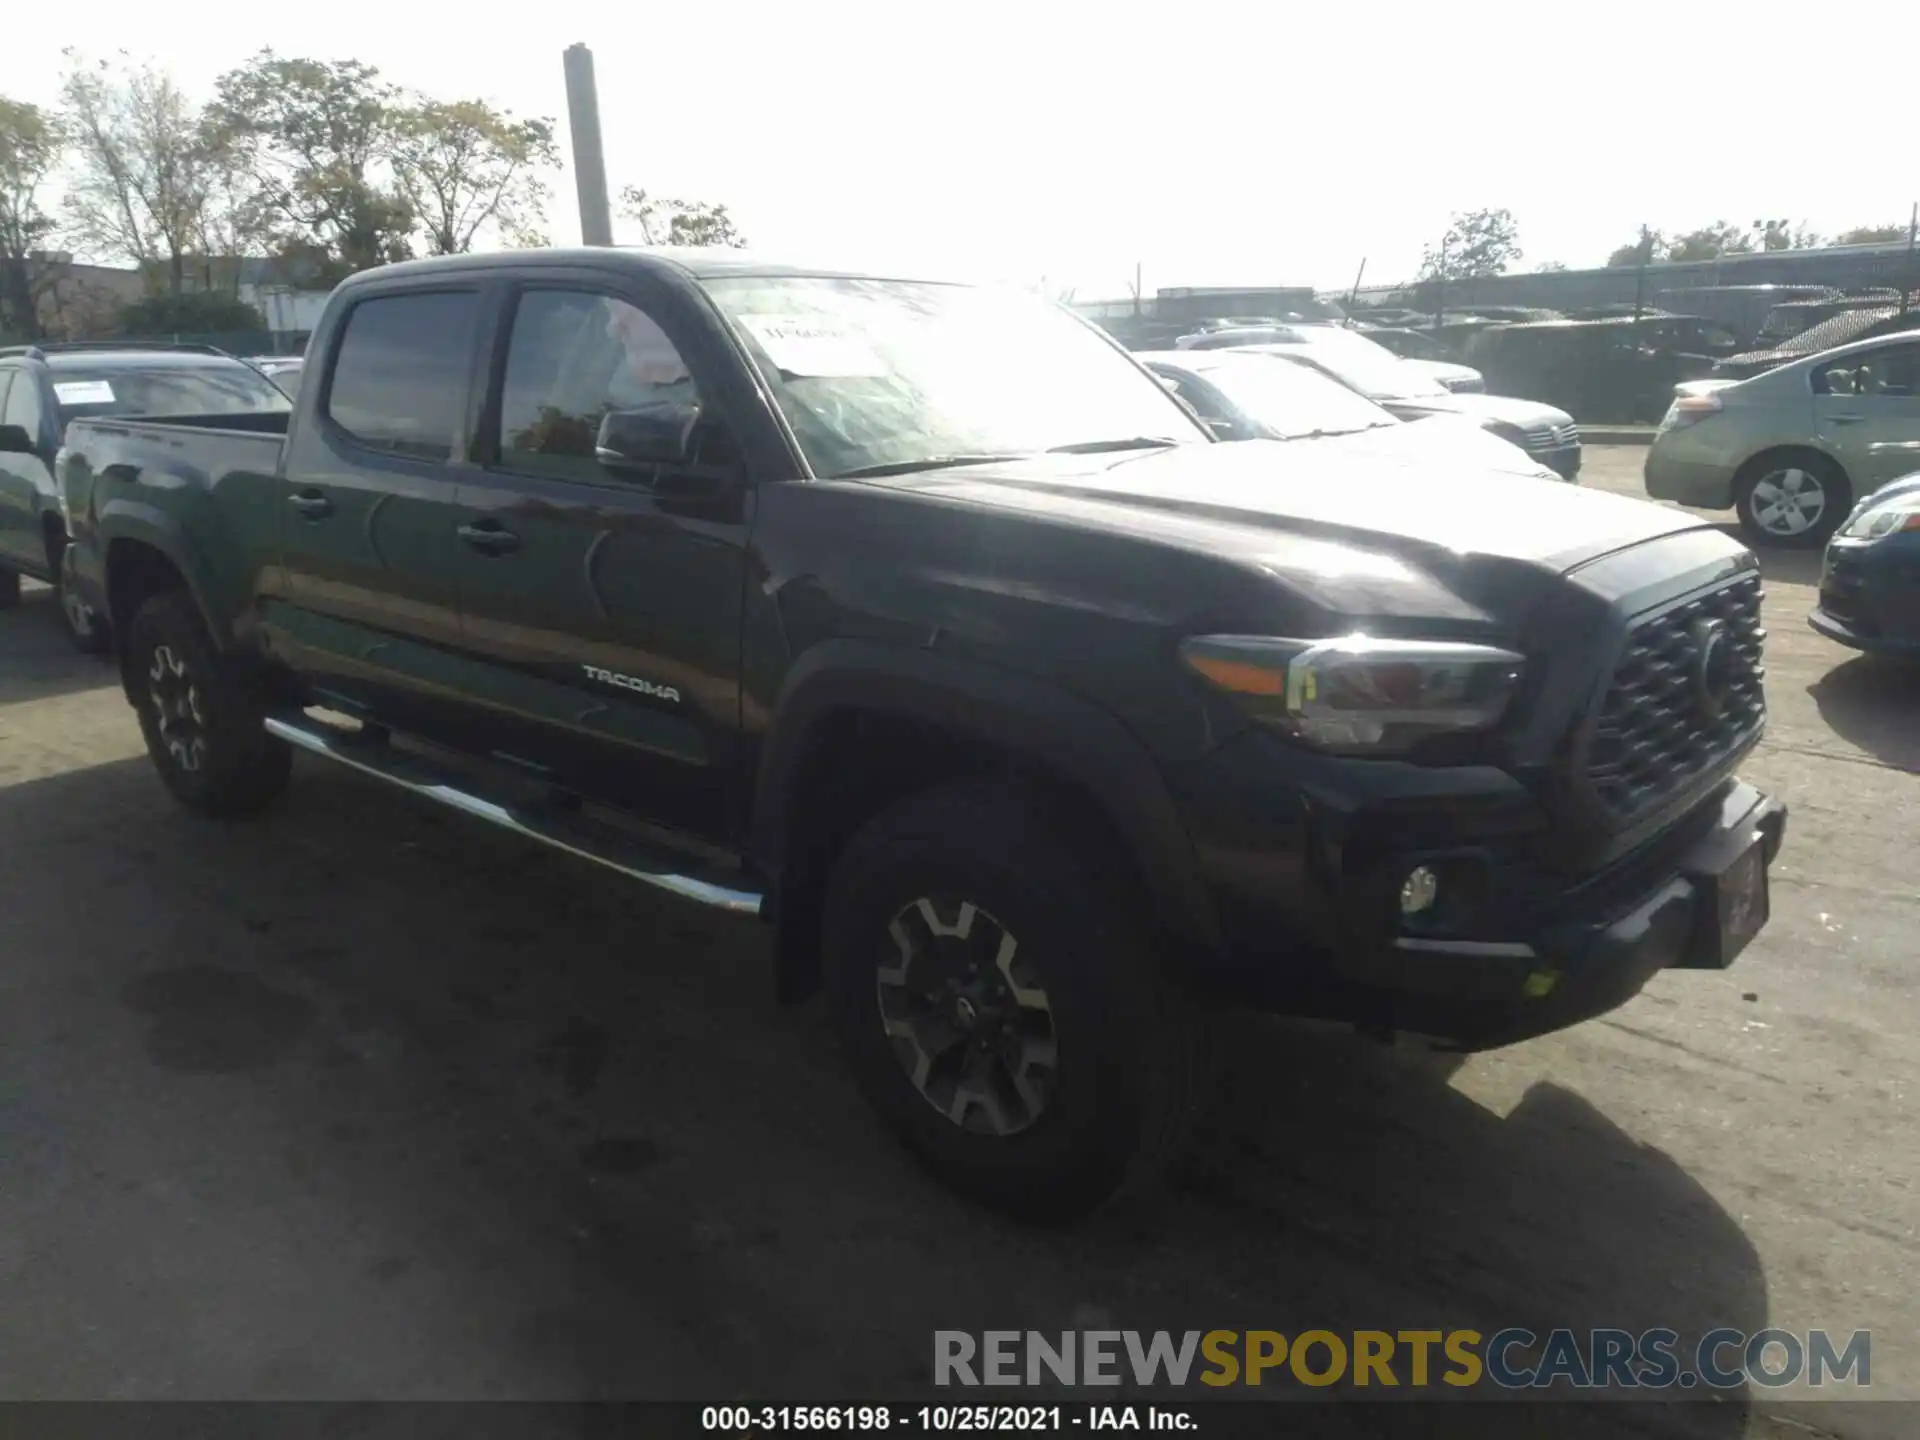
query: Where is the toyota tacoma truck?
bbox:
[58,248,1787,1219]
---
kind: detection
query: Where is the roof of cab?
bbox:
[343,245,955,289]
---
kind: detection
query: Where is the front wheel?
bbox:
[1736,454,1849,549]
[126,590,291,817]
[822,781,1202,1221]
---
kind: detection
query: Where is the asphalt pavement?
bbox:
[0,447,1913,1436]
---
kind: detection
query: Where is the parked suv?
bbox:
[1468,317,1735,423]
[58,249,1786,1218]
[0,342,291,649]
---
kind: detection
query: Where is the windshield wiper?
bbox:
[833,454,1026,480]
[1045,435,1185,455]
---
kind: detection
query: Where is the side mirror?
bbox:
[595,401,701,473]
[0,423,35,456]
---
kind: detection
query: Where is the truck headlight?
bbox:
[1179,633,1524,755]
[1838,492,1920,541]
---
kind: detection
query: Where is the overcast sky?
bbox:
[12,1,1914,298]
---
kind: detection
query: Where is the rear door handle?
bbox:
[457,521,521,555]
[288,490,334,519]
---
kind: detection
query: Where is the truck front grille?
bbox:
[1583,573,1766,822]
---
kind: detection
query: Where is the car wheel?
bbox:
[126,590,291,817]
[822,780,1203,1221]
[52,534,110,654]
[1735,454,1849,549]
[0,567,18,611]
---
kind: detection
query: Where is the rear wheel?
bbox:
[1735,452,1849,548]
[822,780,1202,1221]
[52,532,109,654]
[126,590,291,817]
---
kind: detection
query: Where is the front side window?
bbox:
[495,289,714,481]
[704,276,1208,478]
[326,290,481,461]
[49,365,291,428]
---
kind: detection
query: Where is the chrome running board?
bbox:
[264,712,764,916]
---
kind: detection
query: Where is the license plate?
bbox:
[1708,835,1770,968]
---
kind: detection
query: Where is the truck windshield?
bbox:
[50,365,293,426]
[703,276,1209,479]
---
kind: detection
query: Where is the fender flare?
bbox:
[751,639,1221,952]
[96,499,232,651]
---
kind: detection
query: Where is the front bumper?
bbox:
[1809,537,1920,656]
[1173,726,1787,1050]
[1534,443,1582,480]
[1375,784,1786,1050]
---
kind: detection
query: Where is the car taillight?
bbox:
[1661,393,1723,431]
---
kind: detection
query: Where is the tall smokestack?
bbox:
[563,44,614,246]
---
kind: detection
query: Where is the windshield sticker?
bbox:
[53,380,116,405]
[737,315,888,377]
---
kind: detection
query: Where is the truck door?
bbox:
[272,285,482,736]
[447,278,753,843]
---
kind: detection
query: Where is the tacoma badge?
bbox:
[582,664,681,703]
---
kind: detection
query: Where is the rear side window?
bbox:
[3,369,43,438]
[326,291,480,461]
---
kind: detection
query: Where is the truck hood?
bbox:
[883,437,1707,577]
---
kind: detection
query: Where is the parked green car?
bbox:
[1645,329,1920,547]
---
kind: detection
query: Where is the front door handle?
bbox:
[457,521,521,555]
[1828,414,1865,425]
[288,489,334,519]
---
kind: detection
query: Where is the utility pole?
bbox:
[562,44,614,246]
[1347,257,1367,316]
[1133,261,1143,318]
[1904,202,1917,316]
[1633,224,1652,332]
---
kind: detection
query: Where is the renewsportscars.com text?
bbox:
[934,1328,1871,1391]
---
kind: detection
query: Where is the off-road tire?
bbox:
[822,780,1203,1221]
[126,590,291,817]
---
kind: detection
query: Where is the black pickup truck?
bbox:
[58,248,1787,1218]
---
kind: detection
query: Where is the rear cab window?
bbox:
[325,290,482,461]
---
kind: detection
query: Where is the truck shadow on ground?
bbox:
[0,756,1763,1433]
[1808,656,1920,773]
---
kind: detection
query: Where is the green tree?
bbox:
[207,51,413,279]
[0,95,65,340]
[391,99,559,255]
[112,290,265,337]
[1752,218,1820,252]
[58,52,227,293]
[620,186,746,248]
[1833,223,1909,246]
[1666,221,1753,263]
[1606,228,1666,268]
[1419,208,1521,280]
[1534,260,1567,273]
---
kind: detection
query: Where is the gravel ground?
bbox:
[0,446,1913,1435]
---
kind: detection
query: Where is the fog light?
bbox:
[1399,865,1440,916]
